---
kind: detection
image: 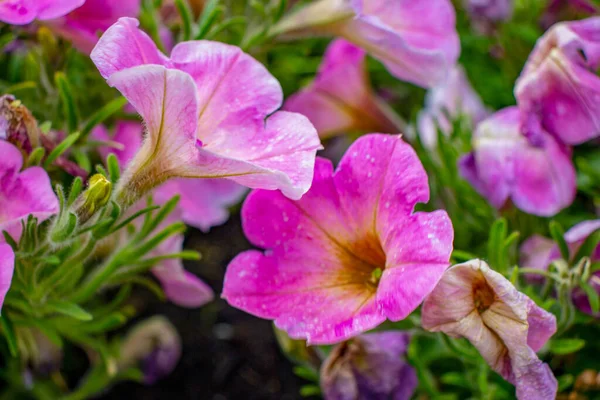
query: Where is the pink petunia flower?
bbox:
[0,243,15,313]
[422,259,558,400]
[284,39,404,139]
[92,121,247,232]
[458,106,576,217]
[91,18,321,207]
[47,0,141,54]
[520,220,600,316]
[0,0,84,25]
[222,134,454,344]
[273,0,460,88]
[0,140,59,241]
[321,331,417,400]
[417,65,488,149]
[515,16,600,145]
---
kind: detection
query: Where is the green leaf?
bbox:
[25,147,45,167]
[487,218,507,272]
[107,153,121,183]
[572,228,600,264]
[557,374,574,392]
[196,0,222,40]
[80,97,127,139]
[45,300,93,321]
[54,72,79,132]
[549,338,585,355]
[175,0,194,41]
[549,221,569,261]
[67,177,84,207]
[0,314,19,357]
[293,366,319,382]
[299,384,321,397]
[44,132,81,168]
[580,281,599,314]
[441,372,470,389]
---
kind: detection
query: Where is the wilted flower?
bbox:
[417,65,488,149]
[119,316,182,384]
[321,331,417,400]
[285,39,404,139]
[458,106,576,216]
[0,244,15,313]
[0,141,59,241]
[91,18,321,207]
[223,134,453,344]
[521,220,600,316]
[47,0,140,54]
[273,0,460,88]
[0,94,40,153]
[0,0,83,25]
[422,259,558,400]
[541,0,598,29]
[515,16,600,145]
[93,121,247,232]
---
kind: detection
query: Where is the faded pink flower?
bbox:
[321,331,417,400]
[91,18,321,207]
[0,0,84,25]
[422,259,558,400]
[417,65,488,149]
[48,0,141,54]
[520,220,600,316]
[515,17,600,145]
[92,121,247,232]
[284,39,404,139]
[0,141,59,241]
[458,106,576,216]
[222,134,453,344]
[273,0,460,88]
[0,244,15,313]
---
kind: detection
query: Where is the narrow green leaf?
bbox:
[44,132,81,168]
[80,97,127,138]
[299,385,321,397]
[196,0,222,40]
[25,147,45,167]
[572,229,600,264]
[54,72,79,132]
[557,374,574,392]
[72,148,92,173]
[0,314,19,357]
[109,205,160,234]
[45,300,93,321]
[549,338,585,355]
[549,221,569,261]
[175,0,194,41]
[67,177,84,207]
[293,366,319,382]
[580,282,600,314]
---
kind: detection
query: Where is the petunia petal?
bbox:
[0,243,15,313]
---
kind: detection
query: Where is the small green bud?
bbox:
[74,174,112,224]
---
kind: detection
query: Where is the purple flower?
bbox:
[520,220,600,316]
[458,106,576,216]
[464,0,514,23]
[0,244,15,313]
[417,65,488,148]
[0,0,84,25]
[92,121,247,233]
[541,0,598,29]
[321,332,417,400]
[0,141,59,241]
[222,134,453,344]
[48,0,140,54]
[285,39,404,139]
[118,316,182,384]
[91,18,321,207]
[422,259,558,400]
[515,17,600,145]
[274,0,460,88]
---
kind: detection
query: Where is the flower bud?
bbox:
[73,174,112,224]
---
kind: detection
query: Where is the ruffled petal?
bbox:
[0,244,15,313]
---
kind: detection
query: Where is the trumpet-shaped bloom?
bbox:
[223,134,454,344]
[458,107,575,216]
[0,244,15,313]
[48,0,141,54]
[515,17,600,145]
[91,18,321,206]
[0,0,84,25]
[521,220,600,316]
[417,65,488,148]
[274,0,460,88]
[285,39,404,139]
[92,121,247,232]
[321,332,417,400]
[0,141,59,241]
[422,259,558,400]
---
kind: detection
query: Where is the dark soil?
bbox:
[101,214,306,400]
